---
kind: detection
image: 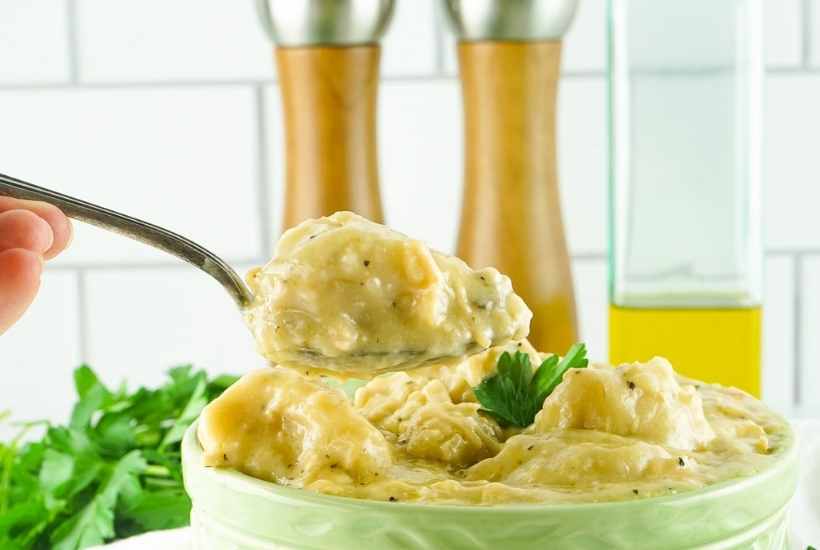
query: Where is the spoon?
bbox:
[0,173,502,374]
[0,172,254,309]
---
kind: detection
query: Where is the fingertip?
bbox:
[0,209,54,255]
[0,199,71,260]
[0,248,43,334]
[37,203,72,260]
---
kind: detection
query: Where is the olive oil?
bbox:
[609,306,761,396]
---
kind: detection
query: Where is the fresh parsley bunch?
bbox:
[0,365,237,550]
[474,343,589,428]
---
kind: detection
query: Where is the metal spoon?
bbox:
[0,172,254,309]
[0,173,503,373]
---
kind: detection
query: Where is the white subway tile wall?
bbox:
[762,256,796,415]
[0,1,816,425]
[765,0,803,67]
[802,257,820,417]
[812,0,820,66]
[0,1,71,84]
[0,87,263,266]
[0,272,80,436]
[76,0,273,82]
[83,266,266,391]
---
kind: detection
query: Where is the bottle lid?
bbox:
[443,0,578,42]
[257,0,395,47]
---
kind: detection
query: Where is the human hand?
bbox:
[0,198,73,334]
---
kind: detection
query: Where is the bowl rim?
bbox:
[183,416,798,514]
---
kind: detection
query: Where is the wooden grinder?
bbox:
[257,0,395,230]
[443,0,580,353]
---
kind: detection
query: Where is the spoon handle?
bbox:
[0,172,254,309]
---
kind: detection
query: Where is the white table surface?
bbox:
[101,420,820,550]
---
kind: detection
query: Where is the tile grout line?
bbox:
[76,269,90,363]
[254,85,274,259]
[66,0,81,83]
[803,0,813,69]
[0,71,621,92]
[0,74,462,91]
[22,65,820,93]
[43,250,819,272]
[793,253,804,406]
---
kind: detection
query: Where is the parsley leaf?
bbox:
[474,343,589,428]
[0,365,237,549]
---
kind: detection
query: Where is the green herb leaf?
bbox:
[0,365,237,549]
[117,489,192,533]
[531,342,589,402]
[50,451,147,550]
[69,367,113,430]
[474,343,589,428]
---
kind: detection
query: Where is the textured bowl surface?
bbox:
[182,422,798,550]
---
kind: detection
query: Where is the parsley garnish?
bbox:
[0,365,237,549]
[473,343,589,427]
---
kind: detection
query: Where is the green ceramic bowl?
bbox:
[182,422,798,550]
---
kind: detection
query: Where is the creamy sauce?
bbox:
[198,348,790,505]
[243,212,532,374]
[200,212,791,506]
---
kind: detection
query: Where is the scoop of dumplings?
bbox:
[243,211,532,374]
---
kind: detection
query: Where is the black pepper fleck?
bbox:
[309,235,316,239]
[632,489,639,495]
[678,457,685,467]
[527,445,534,451]
[330,463,338,469]
[627,381,636,390]
[364,260,370,267]
[392,301,397,308]
[223,453,228,461]
[388,496,397,502]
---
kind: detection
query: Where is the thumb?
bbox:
[0,248,43,335]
